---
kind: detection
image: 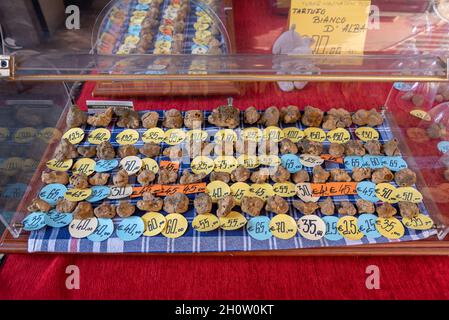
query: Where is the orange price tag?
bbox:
[159,161,180,173]
[311,182,358,197]
[156,183,206,196]
[130,185,163,198]
[320,154,344,164]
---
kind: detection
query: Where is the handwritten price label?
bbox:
[355,127,379,142]
[237,155,260,169]
[86,186,111,203]
[142,128,165,144]
[230,182,251,204]
[297,215,326,240]
[296,183,320,202]
[46,159,73,172]
[192,214,220,232]
[39,183,67,205]
[64,188,92,202]
[320,154,344,164]
[39,127,62,144]
[247,216,272,241]
[117,216,145,241]
[281,154,303,173]
[376,217,405,240]
[394,187,423,204]
[356,181,379,203]
[142,212,166,237]
[108,186,133,199]
[87,218,114,242]
[327,128,350,144]
[120,156,142,175]
[160,161,180,173]
[69,217,98,239]
[241,127,262,142]
[164,129,186,145]
[282,127,304,143]
[299,154,324,168]
[322,216,343,241]
[269,214,297,240]
[72,158,96,176]
[186,129,208,142]
[116,129,139,145]
[191,156,215,175]
[402,214,434,231]
[141,158,159,174]
[214,129,237,142]
[304,127,326,142]
[162,213,188,239]
[87,128,111,144]
[23,212,47,231]
[311,182,358,197]
[131,185,163,198]
[375,183,398,204]
[95,159,119,173]
[45,210,73,228]
[63,128,85,144]
[337,216,364,241]
[157,183,206,196]
[248,183,274,201]
[259,155,281,167]
[219,211,247,231]
[357,214,381,238]
[206,181,231,202]
[14,127,37,143]
[273,182,296,198]
[410,109,431,121]
[214,156,238,173]
[263,126,284,142]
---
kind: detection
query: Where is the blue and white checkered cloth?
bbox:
[28,110,437,253]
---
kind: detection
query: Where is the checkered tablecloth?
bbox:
[28,110,437,253]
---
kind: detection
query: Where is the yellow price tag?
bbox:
[14,127,37,143]
[375,183,398,204]
[304,127,326,142]
[258,155,281,167]
[327,128,351,144]
[46,159,73,172]
[39,127,62,144]
[263,126,284,142]
[410,110,431,122]
[186,129,208,142]
[164,129,186,145]
[297,215,326,240]
[214,129,237,142]
[191,156,215,175]
[402,214,434,231]
[230,182,251,204]
[214,156,238,173]
[0,128,10,142]
[142,128,165,144]
[72,158,96,176]
[241,127,262,142]
[206,181,231,202]
[282,127,304,143]
[192,214,220,232]
[87,128,111,145]
[63,128,85,144]
[116,129,139,145]
[394,187,423,204]
[237,155,259,169]
[355,127,380,142]
[273,182,296,198]
[162,213,188,239]
[269,214,298,240]
[141,158,159,174]
[376,217,405,239]
[142,212,166,237]
[248,183,274,201]
[219,211,247,230]
[64,188,92,202]
[337,216,364,241]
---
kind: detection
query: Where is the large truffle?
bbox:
[312,166,330,183]
[241,196,265,217]
[41,171,69,185]
[208,105,240,129]
[141,111,159,129]
[54,139,79,161]
[66,105,87,128]
[116,201,136,218]
[216,195,236,217]
[118,145,138,158]
[270,166,291,183]
[163,192,190,214]
[244,107,260,125]
[56,199,77,213]
[184,110,204,129]
[322,108,352,130]
[266,195,289,215]
[87,107,113,127]
[293,200,319,215]
[394,168,417,187]
[27,198,52,213]
[94,203,116,219]
[280,105,301,124]
[230,166,251,183]
[96,141,116,160]
[376,203,397,218]
[194,193,213,215]
[162,109,183,129]
[139,143,161,158]
[73,202,94,220]
[352,109,383,127]
[319,197,335,215]
[371,167,394,184]
[301,106,324,127]
[259,106,280,127]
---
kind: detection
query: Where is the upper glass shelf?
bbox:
[1,0,449,81]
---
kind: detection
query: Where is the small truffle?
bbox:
[312,166,330,183]
[88,173,110,186]
[427,123,446,139]
[116,201,136,218]
[210,172,231,184]
[184,110,204,129]
[163,192,190,214]
[162,109,183,129]
[27,198,52,213]
[231,166,251,182]
[87,107,113,127]
[376,203,397,218]
[330,168,352,182]
[328,143,345,157]
[73,202,94,220]
[66,105,87,128]
[259,106,280,127]
[394,168,417,187]
[356,199,375,214]
[250,169,270,184]
[241,196,265,217]
[94,203,116,219]
[280,105,301,124]
[280,139,299,155]
[364,140,383,155]
[338,201,357,216]
[139,143,161,158]
[141,111,159,129]
[194,193,213,215]
[398,201,420,218]
[344,140,366,156]
[270,166,291,183]
[352,167,372,182]
[70,173,89,189]
[118,145,138,158]
[301,106,324,127]
[113,169,129,187]
[244,107,260,125]
[137,170,156,186]
[137,193,163,212]
[96,141,115,160]
[77,146,97,158]
[41,171,69,185]
[372,167,394,184]
[293,200,319,215]
[383,139,401,156]
[266,195,289,215]
[300,140,323,156]
[208,105,240,129]
[157,168,178,184]
[54,139,79,161]
[319,197,335,216]
[179,171,205,184]
[116,109,139,129]
[56,199,77,213]
[292,170,310,184]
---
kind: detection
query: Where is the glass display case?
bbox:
[1,0,449,255]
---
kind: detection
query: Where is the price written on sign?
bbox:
[327,128,350,144]
[320,154,344,164]
[355,127,379,142]
[39,183,67,205]
[215,129,237,142]
[45,210,73,228]
[248,183,275,201]
[141,158,159,174]
[142,128,165,144]
[130,185,163,198]
[87,218,114,242]
[162,213,188,239]
[259,155,281,167]
[263,126,284,142]
[46,159,73,172]
[230,182,251,204]
[160,160,180,173]
[281,154,303,173]
[297,215,326,240]
[337,216,364,241]
[95,159,119,173]
[357,214,381,238]
[410,109,431,121]
[142,212,166,237]
[116,216,145,241]
[63,128,85,144]
[191,156,215,175]
[120,156,142,175]
[219,211,247,231]
[311,182,358,197]
[164,129,186,145]
[157,183,206,196]
[299,154,324,168]
[108,186,133,200]
[247,216,272,241]
[402,214,434,231]
[356,181,379,203]
[39,127,62,144]
[87,128,111,144]
[241,127,262,142]
[72,158,96,176]
[23,212,47,231]
[322,216,343,241]
[376,217,405,240]
[116,129,139,145]
[64,188,92,202]
[69,217,98,239]
[296,183,321,202]
[282,127,305,143]
[273,182,296,198]
[269,214,298,240]
[214,156,238,173]
[375,183,398,204]
[237,155,260,169]
[186,129,208,142]
[192,214,220,232]
[206,181,231,202]
[14,127,37,143]
[304,127,326,142]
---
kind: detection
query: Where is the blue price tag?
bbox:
[281,154,302,173]
[156,34,173,42]
[362,155,384,169]
[45,210,73,228]
[23,212,47,231]
[438,141,449,154]
[128,25,142,36]
[87,186,111,203]
[88,218,114,242]
[322,216,343,241]
[39,183,67,206]
[247,216,272,241]
[356,181,379,203]
[134,4,150,10]
[344,156,363,170]
[116,216,144,242]
[358,214,381,238]
[382,156,408,171]
[95,159,119,173]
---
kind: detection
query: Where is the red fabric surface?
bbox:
[2,0,449,301]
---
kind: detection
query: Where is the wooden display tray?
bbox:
[93,0,240,97]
